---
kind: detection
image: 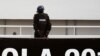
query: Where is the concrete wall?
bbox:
[0,20,66,35]
[1,0,100,19]
[6,20,33,35]
[50,20,66,35]
[76,20,100,35]
[0,20,5,35]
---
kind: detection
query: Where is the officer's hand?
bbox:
[36,30,39,32]
[37,30,42,36]
[46,31,49,36]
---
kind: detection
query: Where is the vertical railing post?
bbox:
[73,26,76,35]
[20,26,22,35]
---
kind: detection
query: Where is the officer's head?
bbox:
[37,5,44,13]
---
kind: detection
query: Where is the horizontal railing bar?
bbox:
[52,26,100,28]
[0,35,100,38]
[0,25,100,28]
[0,25,32,27]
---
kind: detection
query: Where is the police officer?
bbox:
[33,5,51,38]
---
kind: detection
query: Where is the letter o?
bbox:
[2,48,18,56]
[65,49,79,56]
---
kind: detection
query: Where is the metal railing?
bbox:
[0,25,100,35]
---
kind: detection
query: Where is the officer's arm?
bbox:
[47,14,51,31]
[33,14,38,30]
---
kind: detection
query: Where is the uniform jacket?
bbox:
[33,13,51,37]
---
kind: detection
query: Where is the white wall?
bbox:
[0,0,100,20]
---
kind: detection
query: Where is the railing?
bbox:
[0,25,100,38]
[0,25,100,35]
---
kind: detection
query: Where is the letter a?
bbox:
[41,49,51,56]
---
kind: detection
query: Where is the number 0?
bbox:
[65,49,79,56]
[81,48,96,56]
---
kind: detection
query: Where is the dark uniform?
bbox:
[33,6,51,38]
